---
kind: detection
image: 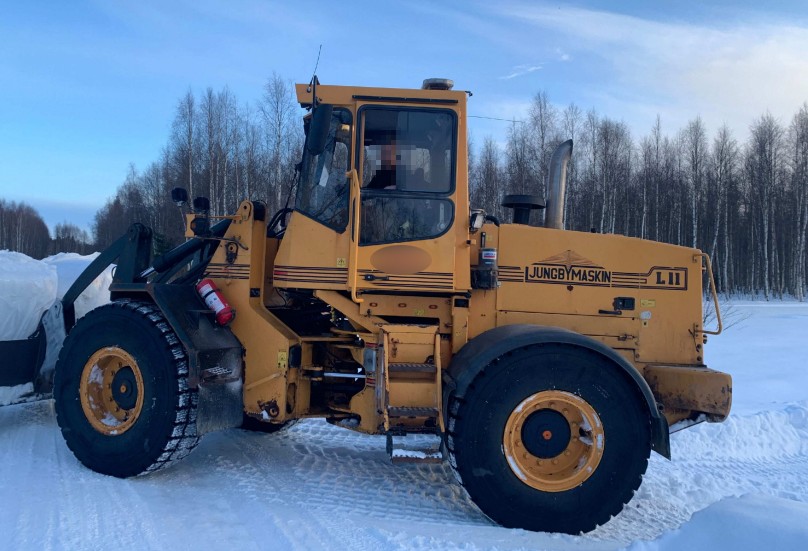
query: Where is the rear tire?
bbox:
[447,344,651,534]
[54,300,199,478]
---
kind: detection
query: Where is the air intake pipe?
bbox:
[545,139,573,230]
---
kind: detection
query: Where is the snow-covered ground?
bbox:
[2,293,807,549]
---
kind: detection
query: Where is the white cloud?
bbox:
[499,64,544,80]
[499,3,808,137]
[555,48,571,62]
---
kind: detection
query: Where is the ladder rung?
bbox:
[388,407,439,418]
[388,363,436,375]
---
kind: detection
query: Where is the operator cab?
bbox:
[273,81,471,296]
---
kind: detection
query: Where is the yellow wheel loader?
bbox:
[49,78,731,534]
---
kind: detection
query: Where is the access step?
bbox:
[388,363,437,375]
[386,434,444,465]
[387,406,439,419]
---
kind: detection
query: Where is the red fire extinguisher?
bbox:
[196,278,236,326]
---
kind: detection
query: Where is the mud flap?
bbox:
[197,379,244,435]
[151,284,245,434]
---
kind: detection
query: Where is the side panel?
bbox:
[0,323,47,388]
[495,224,704,366]
[273,212,352,290]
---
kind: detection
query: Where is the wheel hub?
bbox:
[521,409,571,458]
[111,367,138,411]
[503,390,605,492]
[79,347,145,436]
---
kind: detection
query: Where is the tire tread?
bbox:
[55,299,199,477]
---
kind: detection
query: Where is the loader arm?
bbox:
[62,223,153,331]
[62,219,233,331]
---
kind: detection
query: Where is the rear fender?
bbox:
[444,324,671,459]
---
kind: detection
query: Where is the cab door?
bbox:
[354,105,466,293]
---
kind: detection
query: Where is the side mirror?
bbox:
[171,187,188,206]
[306,104,334,155]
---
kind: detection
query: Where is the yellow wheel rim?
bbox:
[503,390,604,492]
[80,347,145,436]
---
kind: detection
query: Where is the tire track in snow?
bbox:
[30,405,164,550]
[208,421,489,548]
[3,399,808,549]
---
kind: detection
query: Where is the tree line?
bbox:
[2,74,807,300]
[0,199,92,259]
[92,72,303,256]
[471,94,808,300]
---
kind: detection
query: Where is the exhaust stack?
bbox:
[545,139,573,230]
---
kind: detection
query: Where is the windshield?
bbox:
[296,108,352,231]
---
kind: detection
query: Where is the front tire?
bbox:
[54,300,199,478]
[448,344,651,534]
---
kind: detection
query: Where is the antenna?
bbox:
[306,44,323,110]
[306,44,323,94]
[312,44,322,78]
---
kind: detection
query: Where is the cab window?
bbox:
[360,108,456,245]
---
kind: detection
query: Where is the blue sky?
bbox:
[2,0,808,234]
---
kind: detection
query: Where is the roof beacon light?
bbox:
[422,78,454,91]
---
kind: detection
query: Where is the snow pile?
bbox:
[628,494,808,551]
[39,253,113,377]
[43,252,113,319]
[0,251,111,343]
[1,251,112,386]
[0,250,57,340]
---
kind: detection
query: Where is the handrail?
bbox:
[347,169,363,304]
[696,253,722,335]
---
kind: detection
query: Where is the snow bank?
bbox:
[38,253,113,376]
[628,494,808,551]
[0,251,112,343]
[43,252,113,319]
[1,251,112,381]
[0,250,57,340]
